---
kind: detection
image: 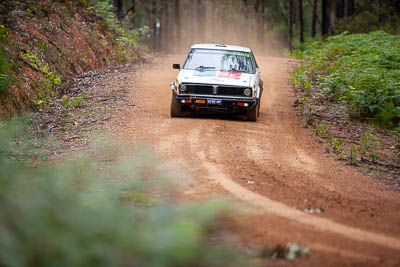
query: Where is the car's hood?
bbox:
[179,69,253,87]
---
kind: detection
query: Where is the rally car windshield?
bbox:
[183,49,255,73]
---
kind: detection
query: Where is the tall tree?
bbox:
[312,0,318,37]
[191,0,198,43]
[210,0,217,41]
[255,0,264,46]
[321,0,331,36]
[288,0,294,50]
[160,1,169,52]
[119,0,140,20]
[242,0,249,41]
[146,0,158,51]
[197,0,205,42]
[299,0,304,43]
[114,0,122,17]
[174,0,181,51]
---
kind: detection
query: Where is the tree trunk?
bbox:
[255,0,264,47]
[151,0,158,51]
[173,0,181,52]
[114,0,122,18]
[160,1,169,52]
[119,0,140,20]
[218,0,226,43]
[299,0,304,43]
[191,0,198,43]
[166,3,170,52]
[379,0,385,22]
[312,0,318,37]
[197,0,205,42]
[321,0,330,36]
[242,0,249,42]
[335,0,344,19]
[261,0,265,44]
[146,0,154,50]
[288,0,293,50]
[347,0,355,17]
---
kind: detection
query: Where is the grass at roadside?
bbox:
[291,31,400,128]
[289,31,400,187]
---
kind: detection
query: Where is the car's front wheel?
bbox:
[170,94,183,117]
[247,103,259,121]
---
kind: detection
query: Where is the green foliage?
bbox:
[370,151,378,162]
[33,99,45,109]
[291,49,304,60]
[26,3,42,16]
[315,123,323,135]
[322,124,331,137]
[300,31,400,128]
[23,52,40,67]
[0,121,250,267]
[85,0,140,63]
[0,24,8,41]
[359,131,381,154]
[348,145,357,165]
[62,96,85,108]
[315,123,331,137]
[87,0,117,27]
[336,8,400,35]
[329,138,343,154]
[290,66,312,92]
[23,51,61,100]
[0,49,13,99]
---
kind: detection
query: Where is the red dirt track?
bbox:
[112,55,400,266]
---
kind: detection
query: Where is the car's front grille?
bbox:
[190,85,211,94]
[183,84,249,97]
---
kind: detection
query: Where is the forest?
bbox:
[112,0,400,52]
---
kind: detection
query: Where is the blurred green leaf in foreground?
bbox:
[0,119,251,267]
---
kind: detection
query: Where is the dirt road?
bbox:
[111,55,400,266]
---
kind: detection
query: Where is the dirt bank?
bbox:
[0,0,141,117]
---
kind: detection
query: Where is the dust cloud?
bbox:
[166,1,286,57]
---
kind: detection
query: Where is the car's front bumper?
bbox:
[175,95,258,112]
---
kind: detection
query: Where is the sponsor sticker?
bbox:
[217,71,241,79]
[194,70,217,77]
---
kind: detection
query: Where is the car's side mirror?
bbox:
[173,64,181,70]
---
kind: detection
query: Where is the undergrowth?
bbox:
[0,120,252,267]
[85,0,142,62]
[0,49,12,99]
[292,31,400,128]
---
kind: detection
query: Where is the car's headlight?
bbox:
[243,88,251,96]
[180,84,187,92]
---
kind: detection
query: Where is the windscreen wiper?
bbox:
[195,66,215,70]
[221,68,245,73]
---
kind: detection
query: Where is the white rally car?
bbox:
[170,43,263,121]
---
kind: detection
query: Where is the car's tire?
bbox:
[170,94,183,117]
[247,104,258,121]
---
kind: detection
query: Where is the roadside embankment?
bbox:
[0,0,143,118]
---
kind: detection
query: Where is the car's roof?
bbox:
[190,43,252,52]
